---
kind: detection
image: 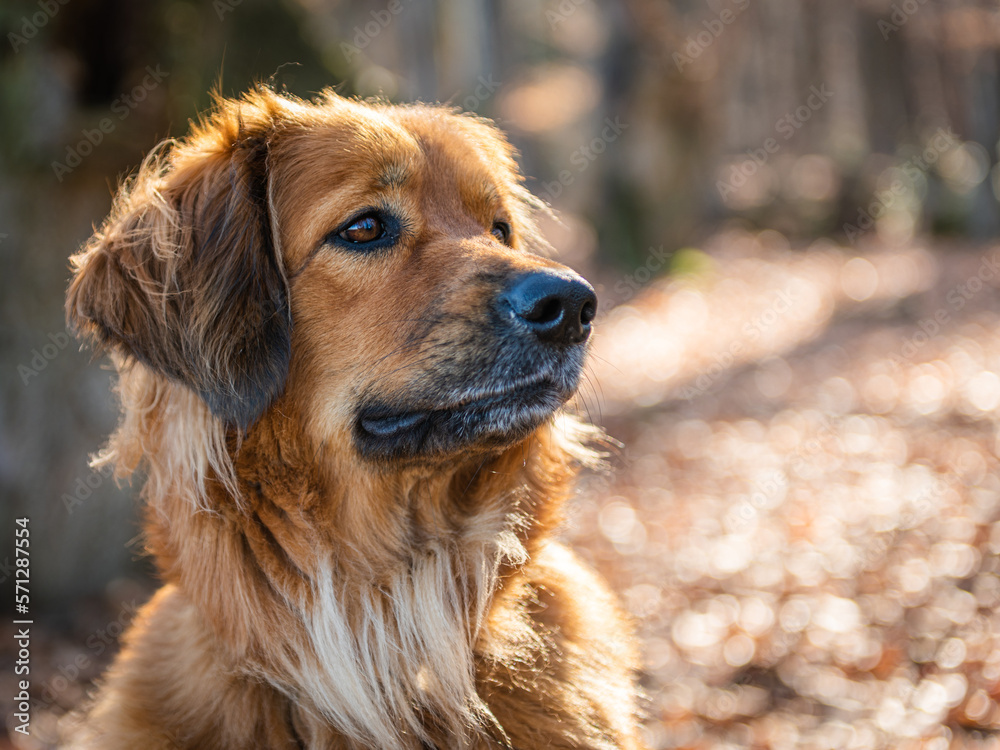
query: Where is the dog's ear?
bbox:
[66,94,291,431]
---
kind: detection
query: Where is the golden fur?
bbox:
[64,87,643,749]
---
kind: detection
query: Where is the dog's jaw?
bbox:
[350,323,592,464]
[354,373,574,461]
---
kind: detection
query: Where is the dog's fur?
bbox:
[64,87,643,749]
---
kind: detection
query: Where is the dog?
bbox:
[64,86,644,749]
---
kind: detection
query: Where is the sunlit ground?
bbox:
[570,231,1000,749]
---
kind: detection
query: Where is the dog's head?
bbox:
[67,88,596,470]
[66,88,612,748]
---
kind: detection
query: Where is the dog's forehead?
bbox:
[315,103,513,194]
[388,110,517,219]
[272,101,520,258]
[390,108,515,177]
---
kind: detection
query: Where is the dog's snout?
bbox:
[499,271,597,345]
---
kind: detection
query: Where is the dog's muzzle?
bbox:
[354,267,597,462]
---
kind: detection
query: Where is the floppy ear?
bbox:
[66,98,291,431]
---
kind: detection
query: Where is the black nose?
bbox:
[499,271,597,345]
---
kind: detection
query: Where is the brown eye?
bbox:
[339,215,384,244]
[491,222,511,245]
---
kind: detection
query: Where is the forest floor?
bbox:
[4,232,1000,749]
[570,231,1000,749]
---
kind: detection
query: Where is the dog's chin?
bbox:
[354,376,574,462]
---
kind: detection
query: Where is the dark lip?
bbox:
[360,411,428,437]
[359,376,555,436]
[355,376,568,459]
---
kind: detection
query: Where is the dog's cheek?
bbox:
[275,301,363,451]
[290,267,416,388]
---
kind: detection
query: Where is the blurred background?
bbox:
[3,0,1000,747]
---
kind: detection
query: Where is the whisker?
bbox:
[578,375,598,427]
[380,353,440,379]
[366,317,443,329]
[581,368,605,425]
[461,455,490,497]
[585,351,623,377]
[370,339,427,368]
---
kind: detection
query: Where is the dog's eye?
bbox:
[339,215,384,244]
[491,222,511,245]
[324,211,401,254]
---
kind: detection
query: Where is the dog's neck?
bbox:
[224,407,550,747]
[125,377,587,748]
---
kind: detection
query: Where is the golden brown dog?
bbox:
[64,87,643,749]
